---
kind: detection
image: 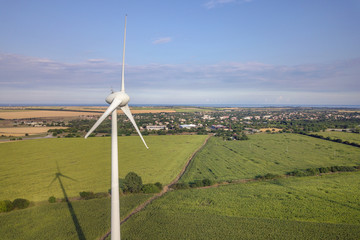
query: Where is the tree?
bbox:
[124,172,143,193]
[48,196,56,203]
[12,198,30,209]
[0,200,13,212]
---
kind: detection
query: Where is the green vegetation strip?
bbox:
[314,131,360,145]
[181,133,360,182]
[0,194,151,240]
[0,135,207,201]
[122,172,360,239]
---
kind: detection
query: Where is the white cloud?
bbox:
[152,37,172,45]
[0,53,359,105]
[204,0,253,9]
[87,59,106,63]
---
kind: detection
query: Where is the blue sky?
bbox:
[0,0,359,105]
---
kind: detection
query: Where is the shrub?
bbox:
[239,133,249,140]
[189,180,204,188]
[154,182,163,190]
[171,183,189,190]
[0,200,14,212]
[319,167,330,173]
[337,166,356,172]
[48,196,56,203]
[288,169,306,177]
[330,166,356,172]
[141,184,161,194]
[264,173,281,179]
[79,191,95,200]
[12,198,30,209]
[305,168,319,176]
[255,173,281,180]
[94,192,109,198]
[202,178,214,186]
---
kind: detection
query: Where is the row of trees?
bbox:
[171,178,216,190]
[255,165,360,180]
[0,198,30,213]
[299,132,360,147]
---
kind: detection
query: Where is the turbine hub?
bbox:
[106,91,130,107]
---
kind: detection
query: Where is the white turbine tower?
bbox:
[85,15,148,240]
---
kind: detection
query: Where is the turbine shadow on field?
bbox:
[270,180,360,212]
[49,162,86,240]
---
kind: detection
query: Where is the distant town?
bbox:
[1,106,359,141]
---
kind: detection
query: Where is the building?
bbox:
[146,125,167,131]
[211,125,225,130]
[180,124,197,129]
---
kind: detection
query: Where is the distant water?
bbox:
[1,103,360,109]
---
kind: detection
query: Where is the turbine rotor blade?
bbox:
[121,104,149,149]
[85,98,122,138]
[121,15,127,92]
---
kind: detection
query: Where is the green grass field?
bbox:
[2,133,360,239]
[0,193,151,240]
[0,135,207,201]
[315,131,360,144]
[122,172,360,239]
[181,133,360,182]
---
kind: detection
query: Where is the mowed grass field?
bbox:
[315,131,360,145]
[122,172,360,239]
[181,133,360,182]
[0,135,207,201]
[0,194,151,240]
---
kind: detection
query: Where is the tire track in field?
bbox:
[99,135,212,240]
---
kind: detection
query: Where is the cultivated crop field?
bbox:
[181,133,360,182]
[0,110,102,119]
[315,131,360,145]
[0,106,178,120]
[0,194,151,240]
[0,127,68,136]
[0,135,207,201]
[122,172,360,239]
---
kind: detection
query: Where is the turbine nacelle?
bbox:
[106,91,130,107]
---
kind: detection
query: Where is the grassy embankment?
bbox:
[181,133,360,182]
[0,135,207,202]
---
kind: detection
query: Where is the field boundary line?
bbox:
[99,134,212,240]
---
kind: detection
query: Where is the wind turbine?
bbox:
[85,15,148,240]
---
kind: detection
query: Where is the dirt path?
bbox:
[99,135,212,240]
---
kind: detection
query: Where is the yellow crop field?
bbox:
[0,109,175,119]
[0,111,102,119]
[0,127,68,136]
